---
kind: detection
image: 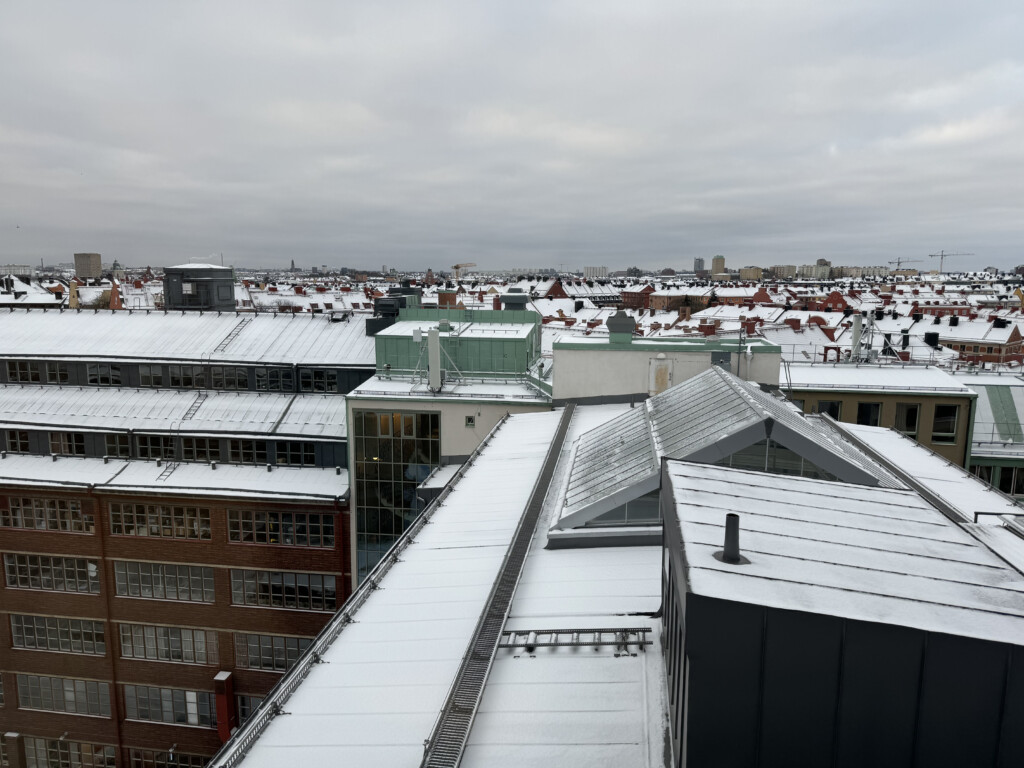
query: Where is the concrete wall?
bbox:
[553,347,781,401]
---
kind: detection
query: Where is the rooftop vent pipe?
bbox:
[715,513,749,565]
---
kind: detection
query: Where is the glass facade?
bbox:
[353,409,440,581]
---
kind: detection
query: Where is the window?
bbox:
[87,363,121,386]
[136,435,176,459]
[17,674,111,717]
[974,464,993,483]
[210,366,248,390]
[816,400,842,420]
[298,368,338,393]
[128,749,211,768]
[236,694,264,724]
[24,738,116,768]
[894,403,920,438]
[230,569,337,611]
[113,561,215,603]
[274,441,315,467]
[169,365,206,389]
[234,633,312,672]
[110,503,211,540]
[11,614,106,655]
[2,497,94,533]
[123,685,217,728]
[105,433,131,457]
[7,360,42,383]
[855,402,881,427]
[46,362,70,384]
[5,429,30,453]
[49,431,86,456]
[465,415,476,428]
[228,509,334,547]
[182,437,221,463]
[932,404,959,444]
[255,368,294,392]
[119,624,219,665]
[353,409,441,581]
[3,554,100,593]
[228,439,267,464]
[140,364,164,387]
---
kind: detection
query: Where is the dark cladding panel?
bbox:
[998,645,1024,767]
[915,633,1007,768]
[835,621,923,768]
[684,595,764,768]
[759,609,843,768]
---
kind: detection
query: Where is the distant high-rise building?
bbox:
[739,266,763,280]
[711,255,726,275]
[583,266,609,279]
[693,257,705,273]
[770,265,798,279]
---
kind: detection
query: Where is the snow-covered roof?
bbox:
[374,319,534,340]
[351,376,549,403]
[215,410,566,768]
[784,364,975,394]
[835,422,1022,524]
[0,385,347,440]
[0,454,347,502]
[665,460,1024,646]
[558,368,900,529]
[0,309,376,367]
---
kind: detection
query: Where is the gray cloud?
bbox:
[0,0,1022,271]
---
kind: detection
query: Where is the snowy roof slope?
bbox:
[0,309,376,366]
[222,410,565,768]
[0,385,347,439]
[667,461,1024,646]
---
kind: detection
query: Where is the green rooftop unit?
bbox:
[373,307,542,380]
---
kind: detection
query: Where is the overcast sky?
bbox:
[1,1,1022,272]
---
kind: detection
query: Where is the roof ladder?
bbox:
[182,391,208,420]
[420,404,576,768]
[156,461,179,481]
[213,316,253,353]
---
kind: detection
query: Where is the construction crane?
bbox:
[451,262,477,280]
[888,257,921,271]
[929,250,974,274]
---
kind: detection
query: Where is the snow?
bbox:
[0,385,347,439]
[0,453,347,501]
[0,309,376,366]
[666,461,1024,646]
[225,410,566,768]
[838,422,1022,524]
[352,376,549,403]
[785,363,975,393]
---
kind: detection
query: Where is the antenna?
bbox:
[928,250,974,274]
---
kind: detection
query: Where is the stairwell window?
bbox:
[182,437,221,463]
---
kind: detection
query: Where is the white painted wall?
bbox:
[553,347,780,400]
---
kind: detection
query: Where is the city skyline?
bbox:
[1,2,1022,270]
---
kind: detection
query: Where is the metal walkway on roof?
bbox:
[420,404,576,768]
